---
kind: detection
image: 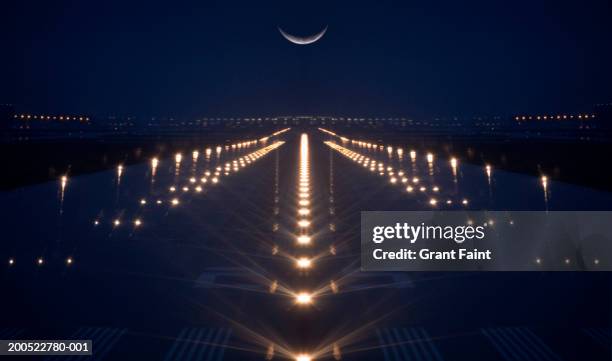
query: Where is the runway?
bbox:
[1,129,610,360]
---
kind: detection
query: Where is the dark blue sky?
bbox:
[1,0,611,118]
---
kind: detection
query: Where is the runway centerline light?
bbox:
[295,354,312,361]
[295,292,313,305]
[296,257,312,269]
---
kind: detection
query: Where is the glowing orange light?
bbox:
[295,292,313,305]
[296,257,312,269]
[270,280,278,294]
[330,280,339,293]
[295,354,312,361]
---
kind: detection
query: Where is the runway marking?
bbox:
[0,327,25,339]
[481,327,562,361]
[193,267,259,290]
[582,328,611,348]
[164,328,232,361]
[376,327,444,361]
[44,327,126,361]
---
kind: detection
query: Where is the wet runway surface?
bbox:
[1,129,611,360]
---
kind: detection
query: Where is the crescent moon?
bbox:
[278,25,328,45]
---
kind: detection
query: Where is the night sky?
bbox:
[1,0,611,118]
